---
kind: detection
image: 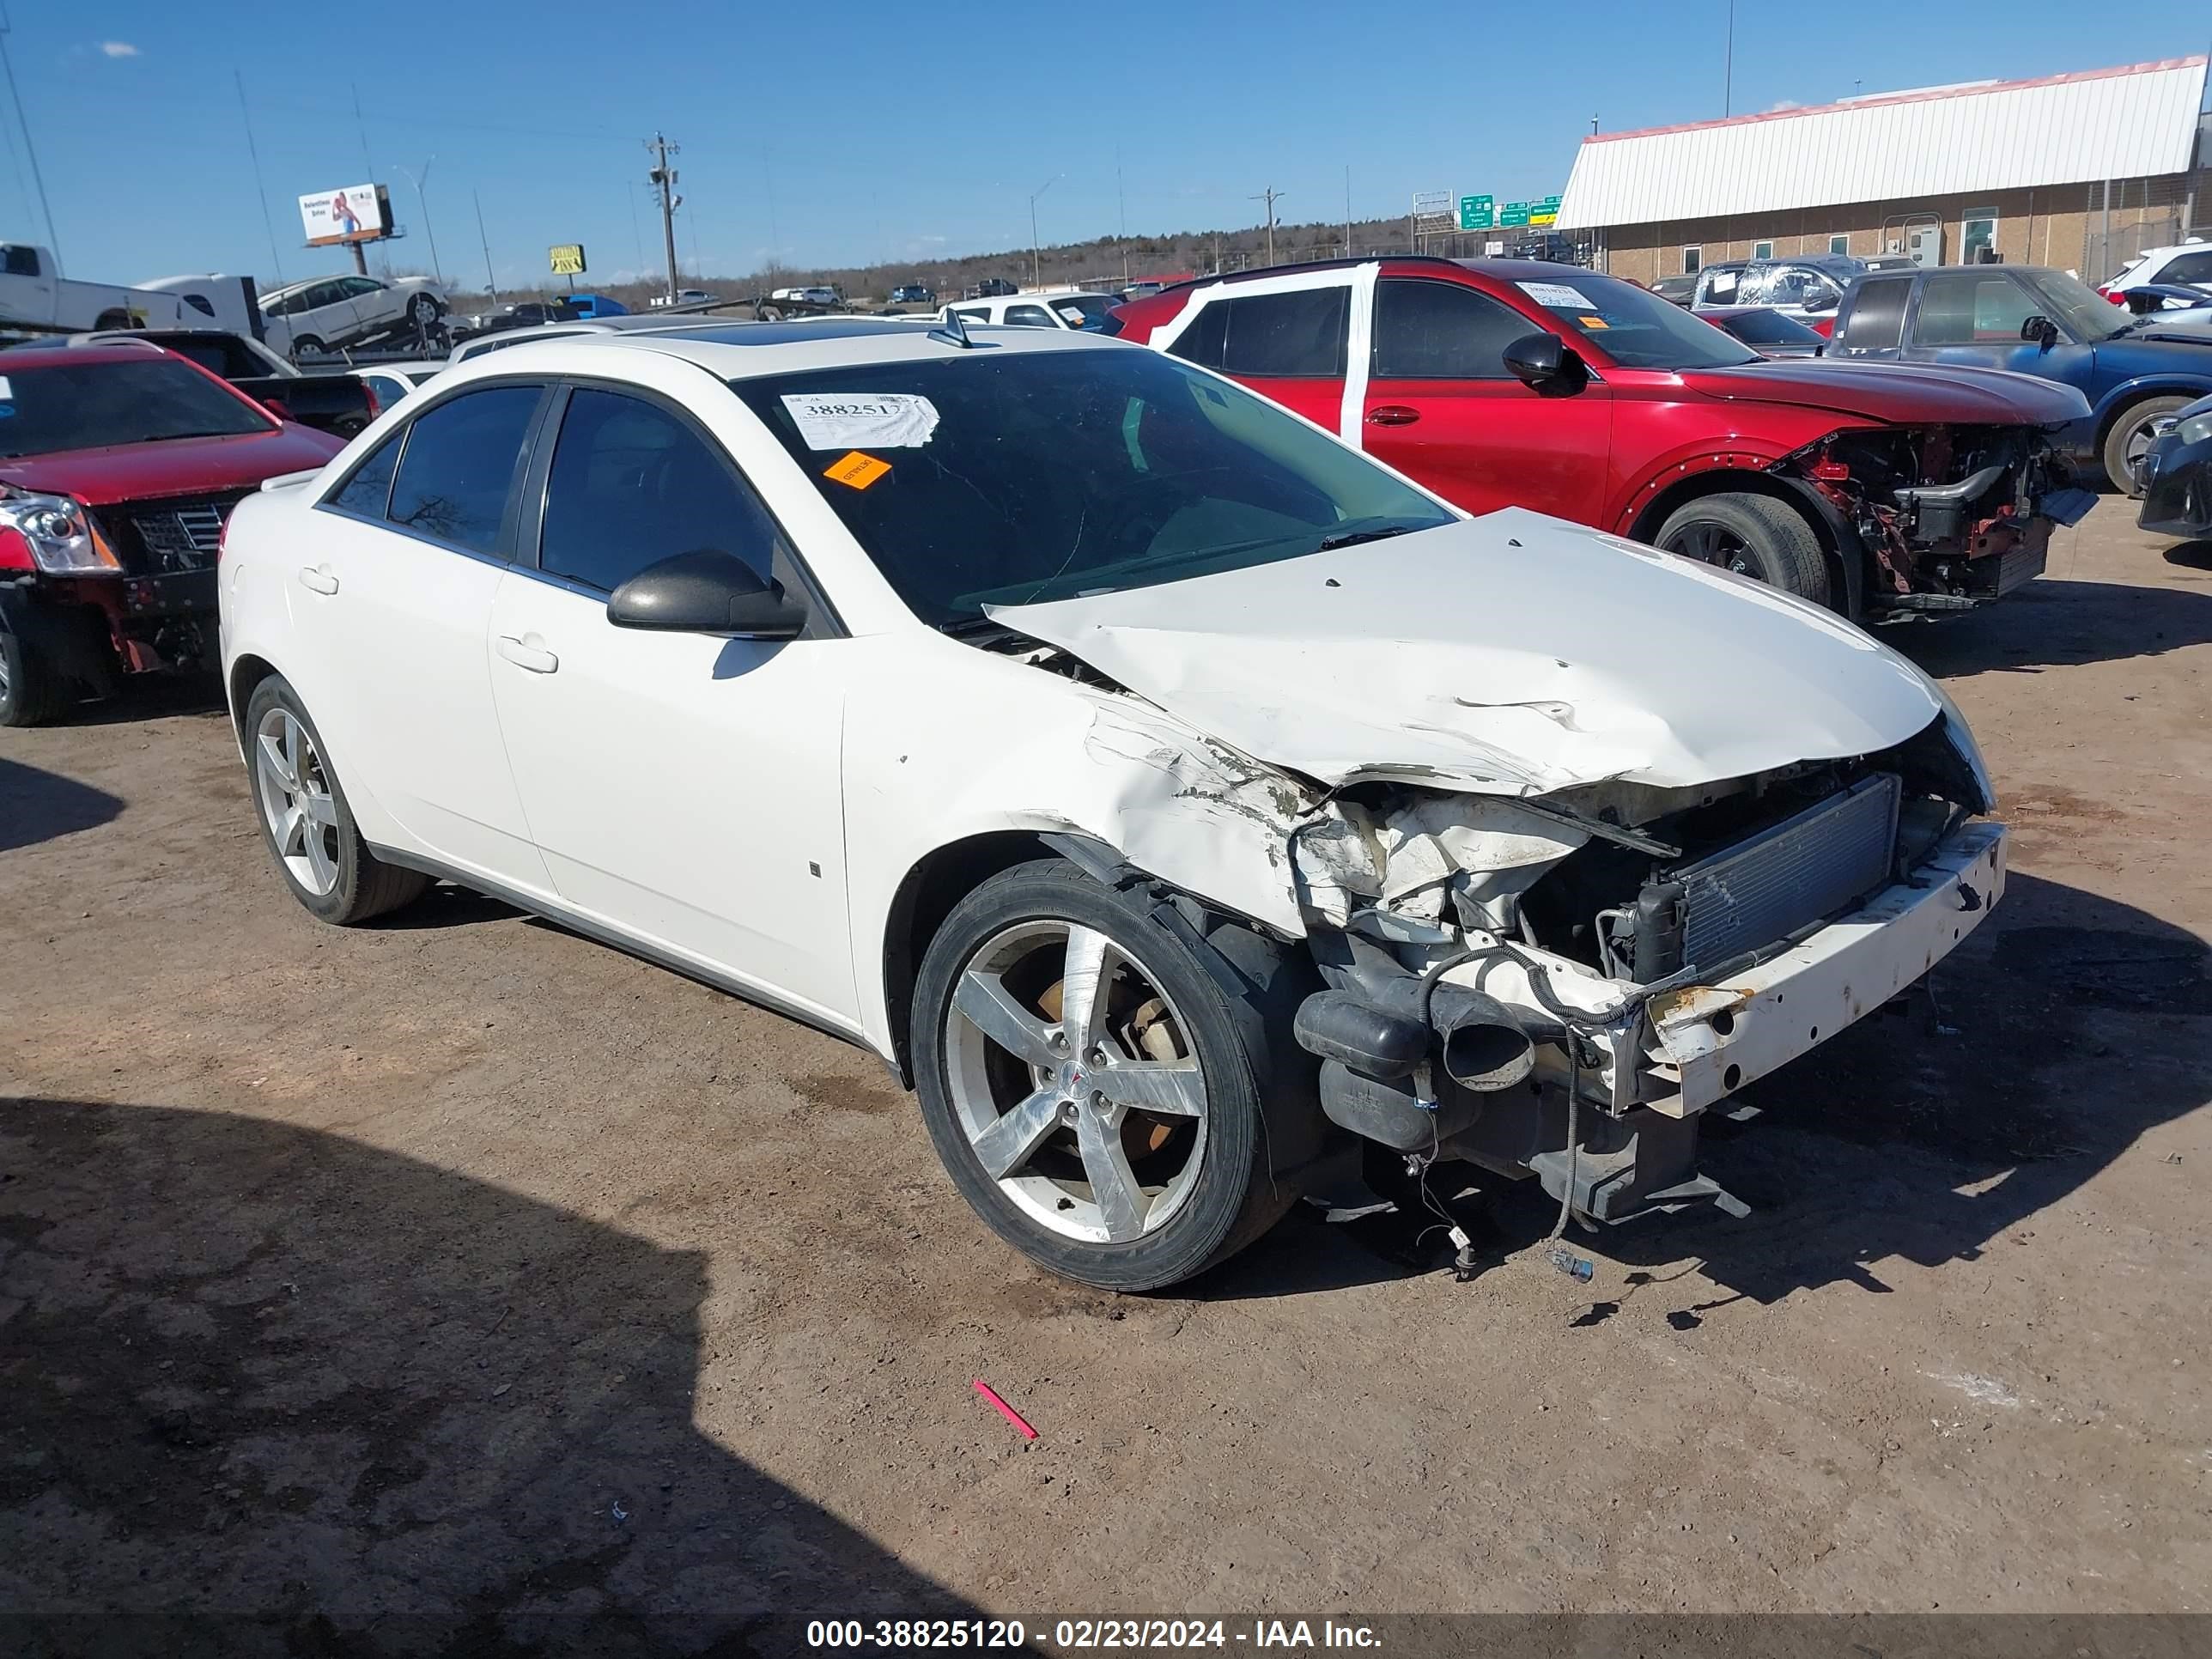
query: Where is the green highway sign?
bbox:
[1528,194,1562,228]
[1458,193,1494,230]
[1500,200,1531,228]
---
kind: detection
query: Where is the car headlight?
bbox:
[2175,410,2212,447]
[0,490,119,574]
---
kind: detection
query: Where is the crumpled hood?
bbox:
[989,507,1947,798]
[1683,360,2090,427]
[0,425,343,507]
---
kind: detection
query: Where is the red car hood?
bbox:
[1680,361,2090,427]
[0,424,342,507]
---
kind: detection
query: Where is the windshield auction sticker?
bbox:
[1518,281,1598,309]
[782,392,939,451]
[823,451,892,490]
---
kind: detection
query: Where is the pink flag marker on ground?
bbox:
[973,1379,1037,1439]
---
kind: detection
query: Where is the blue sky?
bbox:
[6,3,2207,294]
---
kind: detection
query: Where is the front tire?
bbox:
[243,675,428,925]
[1655,492,1831,605]
[2102,395,2191,495]
[911,860,1300,1291]
[0,623,69,727]
[408,294,441,330]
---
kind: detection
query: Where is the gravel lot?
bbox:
[3,498,2209,1652]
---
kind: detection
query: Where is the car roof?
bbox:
[438,317,1123,383]
[0,341,185,368]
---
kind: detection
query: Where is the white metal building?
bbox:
[1556,57,2211,285]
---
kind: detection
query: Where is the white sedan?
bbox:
[219,319,2006,1291]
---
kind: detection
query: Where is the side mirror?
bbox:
[2017,315,2059,349]
[1503,331,1586,390]
[606,548,807,640]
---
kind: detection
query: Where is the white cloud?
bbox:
[97,40,139,58]
[1763,99,1802,112]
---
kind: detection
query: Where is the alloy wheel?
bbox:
[253,707,341,896]
[1662,520,1759,577]
[943,920,1209,1244]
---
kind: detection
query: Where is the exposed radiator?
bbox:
[1668,773,1903,973]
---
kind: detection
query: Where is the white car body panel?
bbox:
[993,506,1944,797]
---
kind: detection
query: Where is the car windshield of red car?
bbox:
[1514,276,1759,371]
[0,357,274,459]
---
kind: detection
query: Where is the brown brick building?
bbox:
[1555,58,2209,289]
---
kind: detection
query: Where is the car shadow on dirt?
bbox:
[1555,868,2209,1307]
[2160,538,2212,572]
[1886,576,2212,677]
[0,1097,984,1656]
[0,757,124,853]
[45,672,229,729]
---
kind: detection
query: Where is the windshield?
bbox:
[733,346,1455,629]
[0,357,273,459]
[1715,310,1822,346]
[1048,295,1116,331]
[1509,272,1759,369]
[2024,270,2130,342]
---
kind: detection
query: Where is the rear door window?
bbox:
[1838,277,1911,350]
[1218,287,1350,378]
[1912,272,2036,345]
[2160,250,2212,287]
[1004,305,1056,328]
[384,384,545,556]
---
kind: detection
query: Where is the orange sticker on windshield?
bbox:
[1578,315,1609,329]
[825,450,890,489]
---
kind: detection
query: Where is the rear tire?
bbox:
[2102,395,2191,495]
[1654,492,1832,605]
[0,623,69,727]
[242,674,428,925]
[911,860,1307,1291]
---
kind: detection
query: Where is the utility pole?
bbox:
[395,160,442,284]
[0,9,61,271]
[1344,165,1352,258]
[647,133,681,302]
[473,190,498,305]
[353,82,380,274]
[1251,187,1284,266]
[1028,174,1059,289]
[1722,0,1735,117]
[1116,149,1129,289]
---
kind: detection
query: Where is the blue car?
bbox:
[1828,264,2212,491]
[565,293,629,319]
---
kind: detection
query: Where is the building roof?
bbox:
[1555,57,2209,231]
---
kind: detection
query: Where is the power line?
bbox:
[234,70,285,284]
[0,8,61,270]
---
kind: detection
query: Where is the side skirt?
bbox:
[368,842,896,1077]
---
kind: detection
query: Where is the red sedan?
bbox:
[1109,258,2092,616]
[0,343,342,724]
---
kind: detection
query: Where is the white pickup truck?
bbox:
[0,243,199,334]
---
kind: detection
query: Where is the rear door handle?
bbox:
[296,564,338,595]
[496,635,559,674]
[1366,404,1420,427]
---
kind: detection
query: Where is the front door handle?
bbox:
[1366,404,1420,427]
[296,564,338,595]
[496,635,559,674]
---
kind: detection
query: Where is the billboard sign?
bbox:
[549,243,587,276]
[299,184,389,247]
[1458,194,1494,231]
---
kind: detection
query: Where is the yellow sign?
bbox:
[824,451,890,490]
[548,243,586,276]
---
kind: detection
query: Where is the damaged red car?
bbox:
[0,343,342,725]
[1109,258,2096,617]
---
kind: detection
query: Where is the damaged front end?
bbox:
[1783,425,2094,613]
[1282,714,2004,1225]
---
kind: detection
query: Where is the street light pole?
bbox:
[1250,186,1284,266]
[1722,0,1735,117]
[1028,174,1059,289]
[396,161,443,284]
[473,189,498,306]
[647,133,682,303]
[0,11,61,272]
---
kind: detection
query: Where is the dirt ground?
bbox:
[3,498,2209,1654]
